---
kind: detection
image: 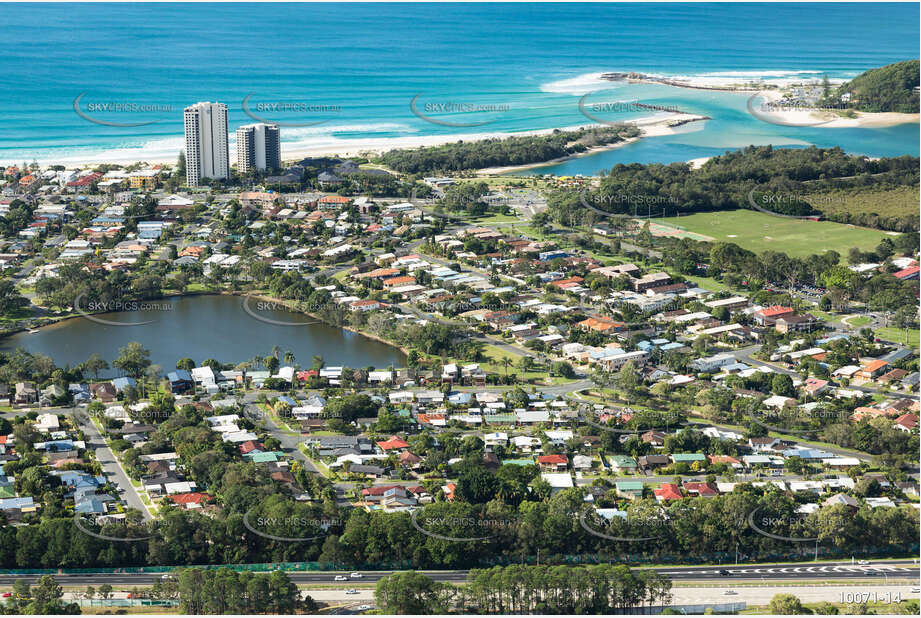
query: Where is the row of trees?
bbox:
[3,481,916,570]
[375,565,672,614]
[166,568,301,614]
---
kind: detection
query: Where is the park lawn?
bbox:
[846,315,873,327]
[475,343,560,382]
[469,212,523,224]
[874,326,920,349]
[682,274,734,293]
[658,210,890,258]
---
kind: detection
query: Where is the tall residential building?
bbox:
[183,102,229,186]
[236,123,281,173]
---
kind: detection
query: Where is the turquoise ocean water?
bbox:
[0,2,917,174]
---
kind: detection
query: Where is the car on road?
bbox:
[718,569,731,576]
[1,593,11,598]
[350,572,363,578]
[357,605,372,611]
[160,574,174,580]
[334,575,348,582]
[723,590,738,596]
[910,587,920,594]
[345,589,359,595]
[857,560,869,565]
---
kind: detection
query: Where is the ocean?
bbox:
[0,2,917,174]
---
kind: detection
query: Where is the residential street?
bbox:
[69,407,153,521]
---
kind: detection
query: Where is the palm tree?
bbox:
[283,350,295,365]
[271,345,281,360]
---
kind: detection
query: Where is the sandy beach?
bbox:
[750,89,919,128]
[687,156,712,170]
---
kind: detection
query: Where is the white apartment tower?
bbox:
[183,102,229,186]
[236,123,281,173]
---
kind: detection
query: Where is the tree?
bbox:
[771,374,795,397]
[455,467,498,504]
[0,279,28,316]
[552,361,575,379]
[83,353,109,380]
[176,358,195,371]
[769,593,808,614]
[693,334,711,356]
[375,571,451,614]
[24,575,77,615]
[176,151,186,182]
[112,342,152,379]
[814,601,839,614]
[616,360,641,396]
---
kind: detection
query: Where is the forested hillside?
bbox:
[830,60,920,113]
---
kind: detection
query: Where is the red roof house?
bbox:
[376,436,410,451]
[654,483,683,502]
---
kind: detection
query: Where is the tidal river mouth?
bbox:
[0,295,405,377]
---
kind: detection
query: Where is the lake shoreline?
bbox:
[1,290,409,369]
[237,291,412,361]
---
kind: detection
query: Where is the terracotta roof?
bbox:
[654,483,682,500]
[757,305,793,317]
[377,436,410,450]
[537,454,568,465]
[862,359,890,373]
[168,492,213,505]
[578,316,624,332]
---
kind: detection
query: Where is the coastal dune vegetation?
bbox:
[376,125,641,174]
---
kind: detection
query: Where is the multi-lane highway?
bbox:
[2,560,917,588]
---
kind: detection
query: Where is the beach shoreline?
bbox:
[17,113,709,172]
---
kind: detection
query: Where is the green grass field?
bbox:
[874,326,920,349]
[658,210,891,258]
